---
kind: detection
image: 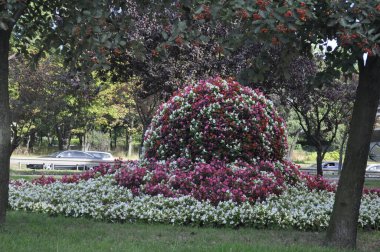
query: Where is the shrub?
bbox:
[143,77,288,164]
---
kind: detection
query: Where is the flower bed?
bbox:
[9,175,380,230]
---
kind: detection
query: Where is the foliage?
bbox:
[262,56,356,175]
[9,56,98,151]
[104,1,257,99]
[144,77,287,163]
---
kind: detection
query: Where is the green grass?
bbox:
[10,168,81,181]
[10,168,82,176]
[364,180,380,189]
[1,211,379,252]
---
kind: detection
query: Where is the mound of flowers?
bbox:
[144,77,287,164]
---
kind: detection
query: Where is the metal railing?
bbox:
[299,168,380,178]
[10,157,114,170]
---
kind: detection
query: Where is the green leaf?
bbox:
[177,21,187,32]
[327,19,338,27]
[83,10,91,16]
[258,10,267,18]
[0,21,8,31]
[199,35,210,43]
[162,31,168,40]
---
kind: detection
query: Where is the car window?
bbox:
[100,153,112,158]
[71,151,93,158]
[88,152,112,159]
[91,153,103,158]
[371,165,380,171]
[59,152,71,158]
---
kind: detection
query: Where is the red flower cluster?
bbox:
[301,174,336,192]
[363,188,380,196]
[31,160,138,186]
[32,175,57,186]
[114,159,301,205]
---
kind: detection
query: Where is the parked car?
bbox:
[85,151,114,161]
[309,161,343,170]
[366,164,380,172]
[26,150,100,170]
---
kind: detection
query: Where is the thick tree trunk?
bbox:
[326,57,380,249]
[0,29,11,225]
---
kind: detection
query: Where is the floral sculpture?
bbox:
[144,77,288,164]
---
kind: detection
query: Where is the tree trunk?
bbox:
[78,133,83,150]
[10,124,20,154]
[286,129,301,161]
[47,134,52,147]
[125,127,129,152]
[66,135,71,150]
[326,57,380,249]
[56,124,71,150]
[109,130,113,150]
[29,129,36,153]
[113,127,117,151]
[316,149,323,177]
[0,29,11,225]
[139,123,148,157]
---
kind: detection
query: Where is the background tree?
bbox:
[259,56,356,176]
[0,0,140,224]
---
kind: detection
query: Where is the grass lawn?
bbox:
[1,211,379,252]
[364,179,380,189]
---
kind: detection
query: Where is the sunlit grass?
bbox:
[1,211,379,252]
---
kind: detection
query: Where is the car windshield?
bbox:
[90,152,111,159]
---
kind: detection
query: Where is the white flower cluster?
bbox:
[9,177,380,230]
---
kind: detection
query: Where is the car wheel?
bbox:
[43,163,53,170]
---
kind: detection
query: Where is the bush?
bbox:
[143,77,288,164]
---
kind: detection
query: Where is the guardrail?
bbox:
[10,157,114,170]
[11,158,380,178]
[299,168,380,178]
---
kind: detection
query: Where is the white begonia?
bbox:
[8,176,380,230]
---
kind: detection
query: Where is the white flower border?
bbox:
[9,176,380,230]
